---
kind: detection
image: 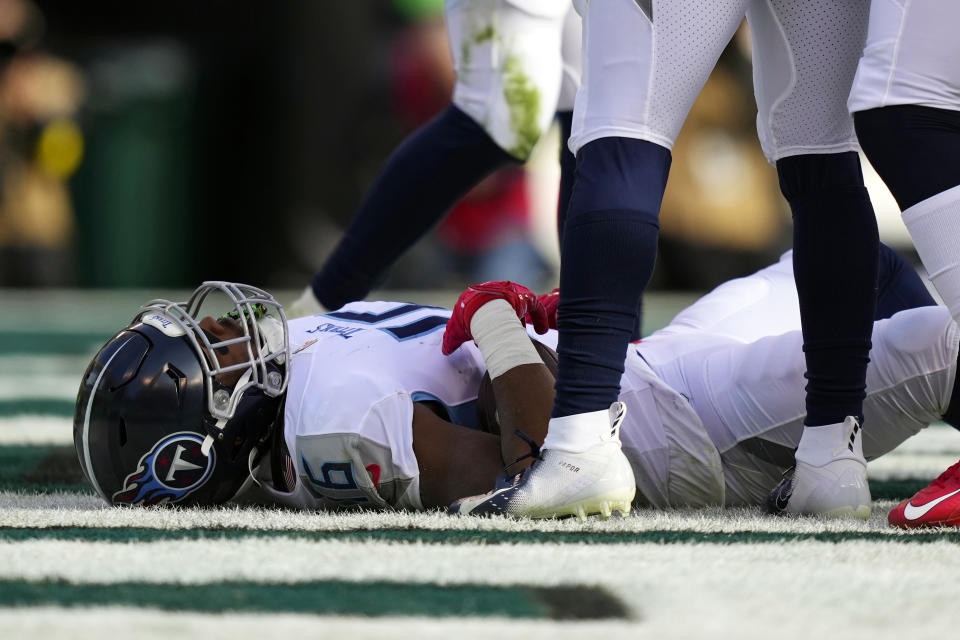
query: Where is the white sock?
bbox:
[902,184,960,324]
[796,417,862,466]
[542,408,613,453]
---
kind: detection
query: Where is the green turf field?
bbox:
[1,288,958,639]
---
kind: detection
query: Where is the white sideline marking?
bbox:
[0,377,78,400]
[868,453,960,480]
[0,417,72,444]
[0,355,91,376]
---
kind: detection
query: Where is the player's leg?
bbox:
[293,0,566,314]
[850,0,960,324]
[555,6,649,339]
[875,242,937,319]
[555,3,581,248]
[748,0,876,516]
[450,0,751,518]
[551,0,746,420]
[662,305,959,509]
[641,243,929,373]
[848,0,960,527]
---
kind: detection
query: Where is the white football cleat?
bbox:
[449,402,636,521]
[287,285,326,318]
[766,416,871,519]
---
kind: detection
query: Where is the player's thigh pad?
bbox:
[669,305,957,505]
[860,306,959,459]
[748,0,869,162]
[620,354,726,509]
[446,0,567,160]
[848,0,960,114]
[569,0,749,154]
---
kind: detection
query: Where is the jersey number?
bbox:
[325,304,448,341]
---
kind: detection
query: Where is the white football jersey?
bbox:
[256,301,557,511]
[244,258,957,512]
[249,298,717,512]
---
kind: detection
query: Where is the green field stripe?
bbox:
[869,479,928,500]
[0,445,90,494]
[0,332,109,355]
[0,399,74,417]
[0,579,627,620]
[2,526,958,545]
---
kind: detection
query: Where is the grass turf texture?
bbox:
[2,525,960,544]
[2,289,960,638]
[0,443,938,498]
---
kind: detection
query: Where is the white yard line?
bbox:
[0,355,92,375]
[0,417,73,444]
[869,453,960,479]
[0,378,79,401]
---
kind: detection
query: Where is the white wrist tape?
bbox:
[469,299,542,379]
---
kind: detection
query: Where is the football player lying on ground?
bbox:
[75,244,960,527]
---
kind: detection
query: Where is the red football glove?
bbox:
[442,281,550,355]
[530,288,559,330]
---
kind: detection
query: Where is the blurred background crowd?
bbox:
[0,0,912,292]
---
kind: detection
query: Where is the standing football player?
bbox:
[848,0,960,528]
[454,0,882,520]
[291,1,581,316]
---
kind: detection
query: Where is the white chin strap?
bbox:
[247,446,262,487]
[201,429,220,458]
[201,367,255,458]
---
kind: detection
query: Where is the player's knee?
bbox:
[855,105,960,209]
[451,97,547,163]
[775,151,864,202]
[876,306,956,375]
[567,137,670,227]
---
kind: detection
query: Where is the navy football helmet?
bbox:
[74,282,290,506]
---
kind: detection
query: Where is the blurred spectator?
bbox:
[0,0,85,286]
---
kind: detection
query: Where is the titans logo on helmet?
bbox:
[113,432,215,505]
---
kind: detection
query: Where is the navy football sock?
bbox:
[311,105,517,310]
[778,152,879,426]
[556,110,575,247]
[875,243,935,320]
[552,137,671,418]
[555,112,644,339]
[855,105,960,210]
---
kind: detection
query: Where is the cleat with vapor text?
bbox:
[765,416,871,519]
[449,402,636,521]
[888,458,960,528]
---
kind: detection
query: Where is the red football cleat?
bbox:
[888,458,960,528]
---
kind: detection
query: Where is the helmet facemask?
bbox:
[136,281,290,465]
